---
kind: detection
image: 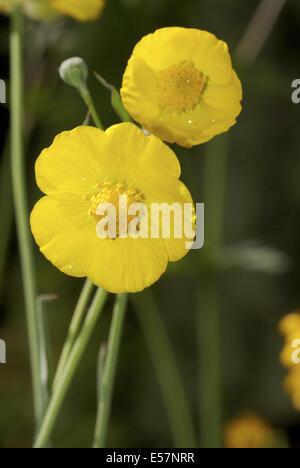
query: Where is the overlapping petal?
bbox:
[121,27,242,148]
[31,123,195,293]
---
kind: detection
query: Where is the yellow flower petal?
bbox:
[121,56,160,130]
[30,195,93,277]
[48,0,105,21]
[35,126,109,195]
[160,182,195,262]
[31,195,169,293]
[121,27,242,148]
[87,237,169,294]
[224,413,273,449]
[0,0,105,21]
[31,123,194,293]
[104,123,181,189]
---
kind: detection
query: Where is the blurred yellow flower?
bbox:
[0,0,106,21]
[224,412,273,449]
[279,312,300,336]
[279,312,300,410]
[280,330,300,369]
[284,368,300,411]
[121,27,242,148]
[30,123,195,294]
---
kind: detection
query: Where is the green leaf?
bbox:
[94,72,132,123]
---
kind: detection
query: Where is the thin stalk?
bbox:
[236,0,287,65]
[132,291,197,448]
[53,279,95,389]
[93,293,128,448]
[34,288,108,448]
[92,343,107,447]
[0,137,13,292]
[80,86,104,130]
[197,0,287,447]
[10,0,42,422]
[52,109,94,387]
[198,135,229,448]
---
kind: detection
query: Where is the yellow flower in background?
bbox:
[30,123,195,294]
[0,0,106,21]
[224,412,273,449]
[279,312,300,337]
[121,27,242,148]
[279,312,300,410]
[284,368,300,411]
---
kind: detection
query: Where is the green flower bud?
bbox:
[59,57,88,90]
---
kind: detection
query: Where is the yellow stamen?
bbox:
[88,181,144,238]
[158,60,207,113]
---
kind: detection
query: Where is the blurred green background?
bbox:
[1,0,300,448]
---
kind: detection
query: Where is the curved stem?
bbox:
[53,279,95,389]
[93,293,127,448]
[34,288,108,448]
[0,137,13,292]
[132,291,197,448]
[10,0,42,422]
[80,87,104,130]
[198,135,229,448]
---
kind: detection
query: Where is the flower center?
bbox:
[158,60,207,113]
[88,181,144,238]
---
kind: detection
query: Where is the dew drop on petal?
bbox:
[68,265,73,270]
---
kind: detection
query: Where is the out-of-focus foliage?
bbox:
[1,0,300,448]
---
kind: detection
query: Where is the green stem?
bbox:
[10,0,42,423]
[197,279,222,448]
[0,137,13,292]
[132,290,197,448]
[80,86,104,130]
[34,288,108,448]
[93,293,127,448]
[198,134,229,448]
[53,279,95,389]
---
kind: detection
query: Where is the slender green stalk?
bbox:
[53,279,95,389]
[92,343,107,446]
[34,288,108,448]
[197,135,229,448]
[197,279,222,448]
[93,72,132,123]
[37,295,57,417]
[10,0,42,423]
[93,294,128,448]
[0,137,13,292]
[203,135,229,256]
[92,78,197,447]
[80,87,104,130]
[52,109,95,387]
[197,1,288,447]
[132,291,197,448]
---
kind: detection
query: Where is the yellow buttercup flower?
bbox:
[280,329,300,369]
[224,412,273,449]
[0,0,106,21]
[279,312,300,337]
[30,123,195,294]
[121,27,242,148]
[279,312,300,410]
[284,368,300,411]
